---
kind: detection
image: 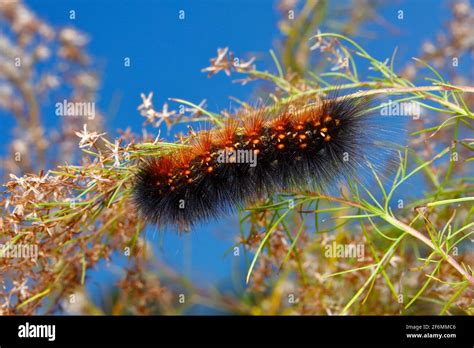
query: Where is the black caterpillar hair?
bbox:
[133,92,383,231]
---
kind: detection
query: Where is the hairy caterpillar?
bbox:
[133,92,382,231]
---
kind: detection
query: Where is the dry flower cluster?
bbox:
[0,0,103,177]
[201,47,256,78]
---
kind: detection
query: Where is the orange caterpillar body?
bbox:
[134,93,375,230]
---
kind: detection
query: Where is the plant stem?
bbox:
[313,194,474,285]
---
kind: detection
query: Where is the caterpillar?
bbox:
[133,92,382,231]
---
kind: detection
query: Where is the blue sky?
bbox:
[4,0,466,311]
